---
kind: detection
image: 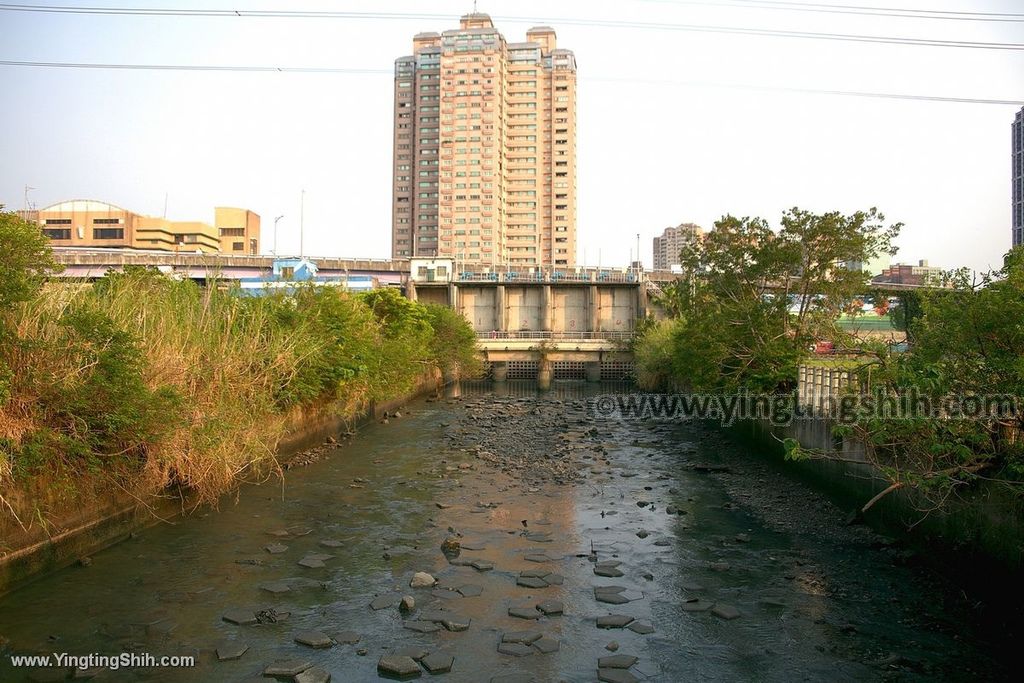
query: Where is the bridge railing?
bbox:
[476,330,633,342]
[457,270,639,284]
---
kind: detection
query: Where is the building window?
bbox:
[93,228,124,240]
[45,218,71,225]
[220,227,245,236]
[93,218,122,224]
[43,228,71,239]
[233,241,244,251]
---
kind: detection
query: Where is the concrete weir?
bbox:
[407,264,644,383]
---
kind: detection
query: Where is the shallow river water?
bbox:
[0,382,1010,682]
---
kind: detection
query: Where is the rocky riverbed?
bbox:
[0,383,1011,682]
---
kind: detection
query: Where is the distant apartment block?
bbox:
[652,223,703,270]
[19,199,260,254]
[391,13,577,267]
[1014,106,1023,247]
[874,259,944,286]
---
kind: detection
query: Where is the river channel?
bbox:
[0,381,1010,682]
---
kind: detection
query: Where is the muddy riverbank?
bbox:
[0,381,1011,682]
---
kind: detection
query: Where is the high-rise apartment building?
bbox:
[652,223,703,270]
[391,13,577,267]
[1013,106,1023,247]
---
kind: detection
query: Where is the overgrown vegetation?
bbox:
[636,205,1024,514]
[792,250,1024,515]
[0,209,480,532]
[636,207,900,392]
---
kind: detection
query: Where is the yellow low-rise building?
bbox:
[19,199,259,254]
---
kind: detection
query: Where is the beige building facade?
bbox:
[20,200,259,254]
[652,222,704,270]
[392,13,577,268]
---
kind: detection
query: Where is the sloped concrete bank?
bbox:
[0,372,444,597]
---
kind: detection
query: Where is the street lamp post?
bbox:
[273,215,284,256]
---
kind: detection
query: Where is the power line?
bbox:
[1,4,1022,50]
[2,59,1020,106]
[0,59,388,74]
[640,0,1024,22]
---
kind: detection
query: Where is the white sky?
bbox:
[0,0,1021,271]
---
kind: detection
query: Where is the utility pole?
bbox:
[23,185,36,211]
[273,215,284,256]
[299,189,305,257]
[636,233,641,271]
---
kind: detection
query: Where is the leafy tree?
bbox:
[424,303,482,378]
[647,208,898,392]
[0,207,60,312]
[777,207,900,342]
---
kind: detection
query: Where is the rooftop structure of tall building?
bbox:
[391,13,577,267]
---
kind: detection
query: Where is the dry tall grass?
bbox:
[1,269,477,534]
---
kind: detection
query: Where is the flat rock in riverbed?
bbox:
[441,616,471,632]
[524,554,553,563]
[421,652,454,674]
[263,659,313,677]
[259,581,291,594]
[599,655,638,669]
[517,576,548,589]
[215,642,249,661]
[457,584,483,597]
[594,565,624,578]
[536,600,563,616]
[334,631,361,644]
[264,543,288,554]
[596,615,634,629]
[370,594,402,610]
[598,669,639,683]
[403,620,442,633]
[393,647,429,661]
[594,588,629,605]
[509,607,542,620]
[377,655,422,679]
[295,666,332,683]
[532,637,560,654]
[498,642,536,657]
[627,621,655,634]
[294,630,333,648]
[222,609,257,626]
[502,631,543,644]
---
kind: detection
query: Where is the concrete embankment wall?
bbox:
[731,364,1024,572]
[0,371,444,597]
